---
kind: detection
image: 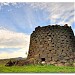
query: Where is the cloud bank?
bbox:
[0,28,30,59]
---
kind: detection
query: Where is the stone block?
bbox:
[73,63,75,66]
[57,63,64,66]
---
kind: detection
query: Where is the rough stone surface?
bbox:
[27,24,75,66]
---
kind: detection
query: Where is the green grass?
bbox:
[0,64,75,73]
[0,59,75,73]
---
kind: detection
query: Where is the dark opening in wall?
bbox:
[66,40,68,42]
[49,50,51,51]
[51,40,52,42]
[65,35,67,37]
[52,46,54,47]
[70,36,72,39]
[53,35,54,37]
[52,38,53,39]
[62,40,64,41]
[49,35,51,37]
[52,43,54,44]
[62,50,63,52]
[41,58,45,61]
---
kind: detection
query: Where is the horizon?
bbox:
[0,2,74,59]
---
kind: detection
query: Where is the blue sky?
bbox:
[0,3,51,34]
[0,2,74,59]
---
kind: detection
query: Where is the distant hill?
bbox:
[9,57,25,60]
[0,57,26,65]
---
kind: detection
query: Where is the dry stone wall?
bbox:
[27,24,75,66]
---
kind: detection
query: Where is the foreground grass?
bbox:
[0,64,75,73]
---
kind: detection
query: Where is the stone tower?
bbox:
[27,24,75,66]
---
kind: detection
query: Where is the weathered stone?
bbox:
[74,59,75,62]
[50,61,56,65]
[27,24,75,66]
[73,63,75,66]
[64,62,72,66]
[5,60,14,66]
[57,63,64,66]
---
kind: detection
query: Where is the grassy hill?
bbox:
[0,64,75,73]
[0,58,75,73]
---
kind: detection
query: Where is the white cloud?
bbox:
[0,2,74,26]
[0,2,74,27]
[51,14,59,19]
[73,29,75,35]
[0,28,30,48]
[28,2,75,26]
[0,28,30,59]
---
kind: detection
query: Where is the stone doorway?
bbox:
[41,58,46,64]
[41,58,45,61]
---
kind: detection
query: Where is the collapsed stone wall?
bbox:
[27,24,75,66]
